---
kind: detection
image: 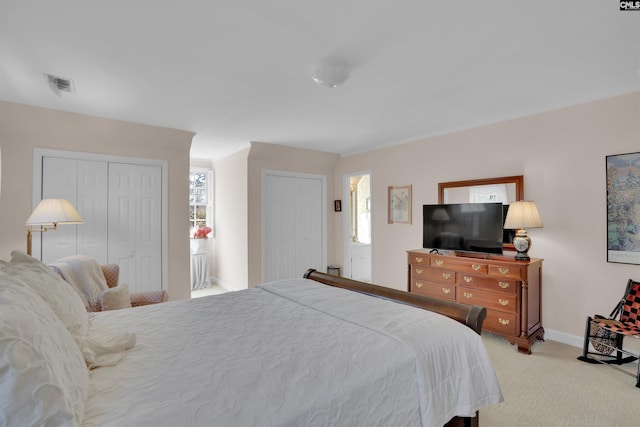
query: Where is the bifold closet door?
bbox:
[41,157,108,264]
[263,172,325,282]
[108,163,162,293]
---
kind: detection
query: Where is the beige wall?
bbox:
[247,142,340,287]
[0,101,194,301]
[211,148,250,290]
[334,91,640,344]
[5,89,638,345]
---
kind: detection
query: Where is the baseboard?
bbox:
[210,276,238,292]
[546,327,640,352]
[544,328,583,349]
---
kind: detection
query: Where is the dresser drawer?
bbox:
[431,257,488,274]
[456,287,518,314]
[489,264,524,280]
[456,274,518,295]
[484,310,519,336]
[411,266,455,284]
[409,254,430,266]
[411,280,456,301]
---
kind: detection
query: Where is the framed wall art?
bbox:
[606,151,640,264]
[388,184,412,224]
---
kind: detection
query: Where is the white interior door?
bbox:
[41,158,108,264]
[108,163,162,293]
[344,172,372,282]
[76,160,108,261]
[263,171,326,282]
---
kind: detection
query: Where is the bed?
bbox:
[0,253,503,427]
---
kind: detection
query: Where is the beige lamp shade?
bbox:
[503,201,543,230]
[26,199,84,226]
[431,207,451,221]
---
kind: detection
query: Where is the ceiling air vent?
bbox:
[45,74,75,94]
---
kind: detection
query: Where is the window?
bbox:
[189,169,213,237]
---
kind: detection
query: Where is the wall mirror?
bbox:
[438,175,524,250]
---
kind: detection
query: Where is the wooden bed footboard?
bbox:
[303,269,487,334]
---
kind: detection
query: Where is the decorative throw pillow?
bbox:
[0,273,89,426]
[0,250,88,338]
[101,283,132,311]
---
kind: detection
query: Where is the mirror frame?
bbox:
[438,175,524,251]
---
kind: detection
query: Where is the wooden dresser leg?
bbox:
[517,343,532,355]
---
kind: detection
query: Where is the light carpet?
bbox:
[479,332,640,426]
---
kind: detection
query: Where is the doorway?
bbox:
[344,171,372,282]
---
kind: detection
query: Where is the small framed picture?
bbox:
[334,200,342,212]
[388,185,412,224]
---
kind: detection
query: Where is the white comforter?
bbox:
[81,279,502,427]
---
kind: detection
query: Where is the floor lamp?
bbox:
[25,199,84,256]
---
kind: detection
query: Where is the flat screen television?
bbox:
[423,202,504,255]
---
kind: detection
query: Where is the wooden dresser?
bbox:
[407,248,543,354]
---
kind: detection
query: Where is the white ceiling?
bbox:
[1,1,639,161]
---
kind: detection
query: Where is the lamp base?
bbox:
[512,229,531,261]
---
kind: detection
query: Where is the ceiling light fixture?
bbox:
[312,58,349,88]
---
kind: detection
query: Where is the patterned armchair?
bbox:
[49,261,168,312]
[99,264,168,309]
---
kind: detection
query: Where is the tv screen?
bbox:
[423,202,504,255]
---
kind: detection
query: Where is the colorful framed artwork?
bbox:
[606,151,640,264]
[388,184,412,224]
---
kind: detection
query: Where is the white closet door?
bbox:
[41,158,108,263]
[108,163,162,293]
[41,157,80,263]
[77,161,108,262]
[263,172,325,282]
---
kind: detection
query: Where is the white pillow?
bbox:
[0,250,88,338]
[101,283,132,311]
[0,273,89,427]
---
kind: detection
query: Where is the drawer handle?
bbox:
[442,273,451,279]
[499,281,510,289]
[435,259,444,266]
[472,264,481,271]
[415,268,424,274]
[415,257,424,263]
[442,288,451,294]
[463,276,473,283]
[415,282,423,288]
[463,292,473,299]
[498,318,510,326]
[498,299,510,306]
[498,267,510,275]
